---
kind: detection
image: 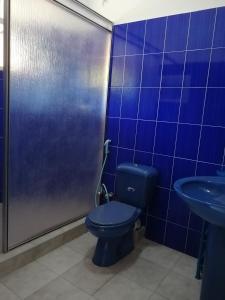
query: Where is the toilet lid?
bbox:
[87,201,140,226]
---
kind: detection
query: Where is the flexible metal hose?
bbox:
[94,139,111,207]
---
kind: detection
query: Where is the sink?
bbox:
[174,176,225,228]
[174,176,225,300]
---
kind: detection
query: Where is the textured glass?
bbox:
[8,0,111,248]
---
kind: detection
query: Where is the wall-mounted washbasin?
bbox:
[174,176,225,228]
[174,176,225,300]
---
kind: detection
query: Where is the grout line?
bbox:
[194,8,218,175]
[163,12,192,245]
[111,86,225,89]
[113,24,128,191]
[148,214,202,233]
[185,8,218,250]
[132,20,147,163]
[107,117,225,129]
[109,145,223,166]
[146,17,169,227]
[151,17,169,166]
[111,45,225,58]
[145,17,168,226]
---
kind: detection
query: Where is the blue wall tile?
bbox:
[139,88,159,120]
[184,50,210,87]
[121,88,140,118]
[204,88,225,127]
[175,124,201,160]
[124,55,143,87]
[107,7,225,257]
[179,88,205,124]
[0,109,4,137]
[145,216,166,244]
[165,13,190,52]
[135,120,155,152]
[112,24,127,56]
[189,212,203,232]
[158,88,181,122]
[168,191,189,227]
[162,51,185,87]
[118,119,136,148]
[196,162,219,176]
[117,148,134,165]
[110,56,125,87]
[172,158,196,184]
[142,53,163,87]
[153,154,173,189]
[199,126,225,164]
[106,117,119,146]
[0,80,3,109]
[126,21,146,55]
[105,146,117,174]
[145,17,167,53]
[154,122,177,156]
[213,7,225,48]
[208,48,225,87]
[149,188,169,219]
[185,229,201,257]
[107,88,122,117]
[134,151,153,165]
[165,222,187,252]
[188,9,216,50]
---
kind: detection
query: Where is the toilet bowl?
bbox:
[85,163,158,267]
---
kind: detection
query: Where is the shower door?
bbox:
[5,0,111,249]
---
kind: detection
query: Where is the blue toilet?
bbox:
[85,163,158,267]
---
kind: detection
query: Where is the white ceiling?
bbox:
[0,0,3,20]
[79,0,225,24]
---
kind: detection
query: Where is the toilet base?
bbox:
[92,228,134,267]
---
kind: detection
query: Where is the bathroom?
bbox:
[0,0,225,299]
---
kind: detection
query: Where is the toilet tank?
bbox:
[115,163,158,209]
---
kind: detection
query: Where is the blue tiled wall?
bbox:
[104,7,225,257]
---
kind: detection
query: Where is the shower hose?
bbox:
[94,139,111,207]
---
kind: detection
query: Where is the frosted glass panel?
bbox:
[7,0,111,248]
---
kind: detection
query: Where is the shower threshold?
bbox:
[0,217,86,278]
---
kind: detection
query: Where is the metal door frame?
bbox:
[3,0,112,252]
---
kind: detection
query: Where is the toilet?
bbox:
[85,163,158,267]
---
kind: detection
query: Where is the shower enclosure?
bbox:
[3,0,112,251]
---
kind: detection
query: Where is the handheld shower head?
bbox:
[95,139,111,207]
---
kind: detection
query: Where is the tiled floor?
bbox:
[0,232,201,300]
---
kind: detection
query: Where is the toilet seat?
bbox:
[87,201,141,227]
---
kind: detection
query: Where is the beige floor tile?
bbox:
[37,245,83,275]
[173,254,197,279]
[119,257,169,292]
[0,282,20,300]
[62,256,116,295]
[26,277,95,300]
[95,274,153,300]
[66,233,96,258]
[150,293,168,300]
[136,237,153,249]
[1,261,57,299]
[139,240,181,269]
[156,271,201,300]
